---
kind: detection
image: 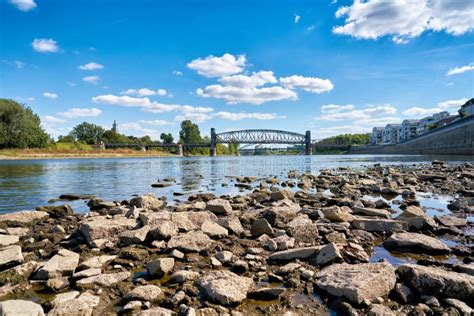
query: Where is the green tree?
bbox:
[102,130,129,144]
[160,132,174,144]
[179,120,203,144]
[69,122,105,145]
[0,99,49,148]
[57,135,76,143]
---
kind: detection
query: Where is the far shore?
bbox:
[0,149,179,160]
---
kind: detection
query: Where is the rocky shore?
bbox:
[0,161,473,315]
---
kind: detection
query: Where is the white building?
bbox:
[371,127,383,145]
[398,119,420,142]
[459,98,474,118]
[382,124,401,144]
[417,111,451,135]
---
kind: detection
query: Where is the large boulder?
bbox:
[435,215,467,227]
[321,206,354,222]
[78,255,116,270]
[250,218,274,237]
[201,221,228,239]
[0,245,23,269]
[384,232,450,254]
[397,264,474,301]
[129,193,165,211]
[196,270,254,305]
[35,249,80,279]
[263,201,301,226]
[149,220,179,240]
[118,226,150,245]
[205,199,232,215]
[315,263,396,304]
[170,211,217,231]
[352,217,407,232]
[396,206,436,230]
[271,189,294,202]
[76,271,131,289]
[147,258,174,277]
[310,242,342,266]
[0,235,19,247]
[0,299,44,315]
[352,206,391,219]
[36,204,73,219]
[48,299,92,316]
[79,216,136,244]
[167,231,212,252]
[218,217,244,235]
[124,285,163,302]
[0,210,48,225]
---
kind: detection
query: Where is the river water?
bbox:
[1,154,473,213]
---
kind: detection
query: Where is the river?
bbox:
[1,154,473,213]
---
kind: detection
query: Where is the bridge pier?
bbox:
[176,144,183,156]
[210,128,217,157]
[305,130,312,155]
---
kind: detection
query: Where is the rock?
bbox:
[248,287,285,300]
[49,299,93,316]
[170,270,200,284]
[352,206,391,219]
[321,206,354,222]
[201,221,228,238]
[263,201,301,226]
[215,251,233,264]
[384,232,450,254]
[130,193,165,211]
[232,260,248,274]
[35,249,80,279]
[125,285,163,302]
[268,235,295,251]
[0,299,44,315]
[171,211,218,231]
[205,199,232,215]
[368,304,395,316]
[147,258,175,277]
[197,270,254,306]
[393,283,413,303]
[0,210,48,225]
[135,307,175,316]
[78,255,116,269]
[51,291,80,307]
[444,298,473,315]
[435,215,467,227]
[76,271,131,289]
[167,231,213,252]
[0,245,23,269]
[251,218,274,237]
[119,225,150,245]
[217,217,244,235]
[271,189,294,201]
[455,263,474,276]
[77,292,100,307]
[5,227,29,236]
[73,268,101,279]
[396,206,437,230]
[268,246,322,261]
[276,262,301,275]
[149,220,179,240]
[139,212,171,225]
[352,217,407,232]
[315,262,396,304]
[46,277,69,292]
[311,242,342,266]
[151,182,172,188]
[287,223,319,243]
[79,216,136,244]
[36,204,73,219]
[49,224,66,234]
[0,235,19,246]
[396,264,474,301]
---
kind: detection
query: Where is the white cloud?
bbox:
[120,122,161,139]
[197,85,297,105]
[214,112,281,121]
[294,14,301,24]
[121,88,167,97]
[306,25,315,32]
[32,38,59,53]
[173,70,183,76]
[83,75,100,84]
[41,115,66,124]
[316,105,397,121]
[187,53,246,77]
[78,62,104,70]
[333,0,474,43]
[93,95,152,107]
[175,113,213,123]
[218,71,277,88]
[403,98,469,116]
[139,120,173,126]
[58,108,102,118]
[446,63,474,76]
[9,0,36,11]
[321,104,354,113]
[180,105,214,114]
[280,75,334,94]
[437,98,468,110]
[143,103,181,113]
[43,92,58,99]
[353,116,402,126]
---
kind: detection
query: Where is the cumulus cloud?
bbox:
[143,103,182,113]
[218,71,277,88]
[321,104,354,113]
[172,70,183,76]
[402,98,469,116]
[197,85,297,105]
[294,14,301,24]
[333,0,474,43]
[58,108,102,118]
[214,112,281,121]
[315,104,397,121]
[175,113,213,123]
[9,0,36,11]
[43,92,58,99]
[119,122,161,139]
[139,120,173,126]
[93,94,152,107]
[280,75,334,94]
[32,38,59,53]
[41,115,66,124]
[121,88,167,97]
[187,53,246,77]
[446,63,474,76]
[78,62,104,70]
[83,75,100,84]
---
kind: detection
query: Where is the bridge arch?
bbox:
[210,128,311,156]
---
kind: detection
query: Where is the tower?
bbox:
[112,120,118,133]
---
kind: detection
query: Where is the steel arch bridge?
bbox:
[211,128,311,156]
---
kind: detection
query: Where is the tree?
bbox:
[57,135,76,143]
[0,99,49,148]
[102,130,129,144]
[179,120,202,144]
[160,132,174,144]
[69,122,105,145]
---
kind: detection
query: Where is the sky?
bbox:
[1,0,473,140]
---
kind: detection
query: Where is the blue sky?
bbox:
[1,0,473,140]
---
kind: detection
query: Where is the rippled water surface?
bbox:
[1,154,472,213]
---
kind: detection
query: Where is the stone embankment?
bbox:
[0,161,473,315]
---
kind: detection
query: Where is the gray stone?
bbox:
[352,206,391,219]
[215,251,233,263]
[51,291,80,307]
[205,199,232,215]
[35,249,80,279]
[0,299,44,316]
[119,225,150,245]
[76,271,130,289]
[0,245,23,268]
[78,255,116,269]
[268,246,322,261]
[0,235,19,246]
[139,211,171,225]
[271,189,294,201]
[130,193,165,211]
[435,215,467,227]
[0,210,48,225]
[149,220,179,239]
[171,211,218,231]
[135,307,175,316]
[352,217,407,232]
[263,201,301,226]
[368,304,395,316]
[315,263,396,304]
[79,216,136,244]
[248,287,285,300]
[147,258,175,277]
[311,242,342,266]
[322,206,354,222]
[167,231,213,252]
[277,262,301,275]
[125,285,163,302]
[444,298,473,315]
[197,270,254,306]
[48,299,92,316]
[456,262,474,276]
[251,218,274,237]
[73,268,101,279]
[397,264,474,301]
[201,221,228,238]
[5,227,29,236]
[384,232,450,254]
[217,217,244,235]
[170,270,200,284]
[396,206,437,230]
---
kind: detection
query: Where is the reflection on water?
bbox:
[0,154,472,213]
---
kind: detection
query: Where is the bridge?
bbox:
[104,128,312,156]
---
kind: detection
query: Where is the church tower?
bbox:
[112,120,118,133]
